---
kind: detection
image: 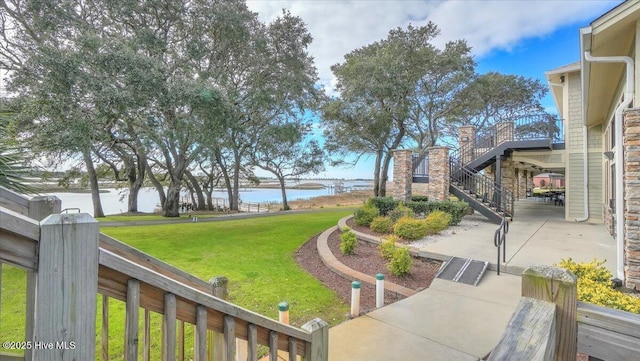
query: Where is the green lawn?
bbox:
[1,209,352,359]
[100,210,352,326]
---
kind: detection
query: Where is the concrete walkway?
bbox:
[327,198,616,360]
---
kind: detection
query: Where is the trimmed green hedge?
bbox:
[367,197,399,216]
[411,195,429,202]
[405,200,468,225]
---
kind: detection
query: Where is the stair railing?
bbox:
[449,159,514,218]
[493,215,509,275]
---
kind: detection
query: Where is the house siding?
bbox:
[566,72,585,220]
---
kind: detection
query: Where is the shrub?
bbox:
[387,247,412,276]
[411,195,429,202]
[556,258,640,314]
[340,230,357,255]
[378,235,399,261]
[370,216,394,234]
[367,197,400,216]
[354,203,379,226]
[393,216,427,240]
[424,211,451,235]
[405,200,468,225]
[388,204,415,222]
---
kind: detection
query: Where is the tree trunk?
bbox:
[380,151,393,197]
[214,149,234,211]
[185,171,206,211]
[127,153,147,213]
[372,150,383,197]
[230,153,242,211]
[83,150,105,218]
[164,181,181,217]
[146,163,166,209]
[277,175,289,210]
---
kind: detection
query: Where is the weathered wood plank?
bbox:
[99,249,312,343]
[0,206,40,240]
[488,297,556,361]
[194,306,207,361]
[125,279,140,361]
[178,320,185,361]
[27,196,61,221]
[577,301,640,338]
[224,315,236,361]
[269,331,278,361]
[301,319,329,361]
[0,185,29,215]
[522,265,577,361]
[24,271,35,361]
[0,207,39,270]
[163,293,177,361]
[210,276,227,361]
[0,230,38,270]
[248,324,258,361]
[577,323,640,361]
[33,213,99,361]
[143,309,150,361]
[288,337,297,361]
[102,295,109,361]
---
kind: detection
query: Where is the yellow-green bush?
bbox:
[370,216,394,234]
[387,247,412,276]
[393,216,427,240]
[378,235,399,261]
[354,203,380,226]
[388,204,415,222]
[424,210,451,235]
[556,258,640,314]
[340,230,357,255]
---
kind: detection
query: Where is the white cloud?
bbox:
[247,0,619,94]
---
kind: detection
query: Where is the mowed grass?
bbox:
[1,210,352,359]
[101,210,352,326]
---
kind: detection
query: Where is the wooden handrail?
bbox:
[0,186,329,361]
[0,207,39,271]
[99,248,312,354]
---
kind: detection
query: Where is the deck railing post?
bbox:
[28,195,61,221]
[33,213,99,361]
[301,318,328,361]
[522,265,577,361]
[210,276,228,361]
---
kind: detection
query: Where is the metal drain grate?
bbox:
[435,257,489,286]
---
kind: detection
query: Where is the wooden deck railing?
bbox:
[0,186,328,361]
[489,265,640,361]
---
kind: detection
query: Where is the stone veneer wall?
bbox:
[459,125,476,164]
[427,147,450,201]
[501,158,516,199]
[624,109,640,289]
[392,149,413,203]
[517,169,527,199]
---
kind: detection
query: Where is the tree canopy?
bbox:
[322,23,549,196]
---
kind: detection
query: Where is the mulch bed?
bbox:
[295,226,441,316]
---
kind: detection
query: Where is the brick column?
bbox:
[495,121,514,145]
[501,158,516,198]
[459,125,476,164]
[427,147,450,202]
[624,108,640,289]
[518,169,527,199]
[392,149,413,203]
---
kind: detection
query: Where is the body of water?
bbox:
[46,180,372,215]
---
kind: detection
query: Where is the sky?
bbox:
[246,0,622,179]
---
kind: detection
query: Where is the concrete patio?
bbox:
[328,198,616,360]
